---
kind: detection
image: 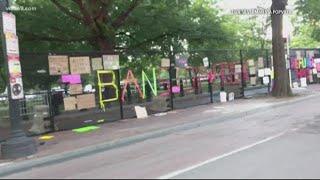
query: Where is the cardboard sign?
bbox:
[61,74,81,84]
[247,59,255,66]
[69,84,83,95]
[70,56,91,74]
[64,97,76,111]
[258,57,264,68]
[258,69,265,77]
[249,67,256,75]
[134,106,148,119]
[250,77,256,85]
[161,58,170,67]
[5,33,19,54]
[10,77,23,99]
[48,55,69,75]
[103,55,120,70]
[263,76,270,85]
[76,94,96,110]
[91,57,103,71]
[2,12,16,34]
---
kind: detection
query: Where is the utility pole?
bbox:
[0,0,37,159]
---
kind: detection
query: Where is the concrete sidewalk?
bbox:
[0,85,319,176]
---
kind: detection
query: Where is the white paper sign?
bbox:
[313,68,317,74]
[309,74,314,83]
[134,106,148,119]
[317,73,320,78]
[263,76,270,85]
[258,69,265,77]
[250,77,256,85]
[203,57,209,67]
[314,58,320,63]
[300,77,307,87]
[2,12,16,34]
[264,68,271,76]
[220,91,227,103]
[228,92,235,101]
[249,67,256,75]
[293,82,299,88]
[235,64,242,73]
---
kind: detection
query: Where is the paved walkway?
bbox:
[0,85,319,165]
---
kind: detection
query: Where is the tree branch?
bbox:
[19,30,95,42]
[50,0,83,21]
[112,0,141,28]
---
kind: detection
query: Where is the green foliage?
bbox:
[0,0,271,91]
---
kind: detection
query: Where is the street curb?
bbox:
[0,93,318,177]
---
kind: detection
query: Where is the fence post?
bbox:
[209,57,213,103]
[169,53,174,110]
[240,50,245,98]
[116,69,124,119]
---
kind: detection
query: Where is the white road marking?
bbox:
[157,131,288,179]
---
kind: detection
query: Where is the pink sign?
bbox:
[61,74,81,84]
[172,86,180,93]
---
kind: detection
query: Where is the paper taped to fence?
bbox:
[250,77,256,85]
[69,84,83,95]
[161,58,170,68]
[235,64,242,73]
[228,92,235,101]
[103,55,120,70]
[247,59,254,66]
[61,74,81,84]
[64,96,76,111]
[76,94,96,110]
[70,56,91,74]
[48,55,69,75]
[91,57,103,71]
[258,57,264,68]
[263,76,270,85]
[249,67,256,75]
[258,69,264,77]
[264,68,271,76]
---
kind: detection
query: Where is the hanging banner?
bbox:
[70,56,91,74]
[48,55,69,75]
[103,55,120,70]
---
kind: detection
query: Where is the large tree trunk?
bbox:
[271,0,292,97]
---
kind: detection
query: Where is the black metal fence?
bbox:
[0,48,274,138]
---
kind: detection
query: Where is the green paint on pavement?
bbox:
[72,126,100,133]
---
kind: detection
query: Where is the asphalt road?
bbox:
[3,93,320,179]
